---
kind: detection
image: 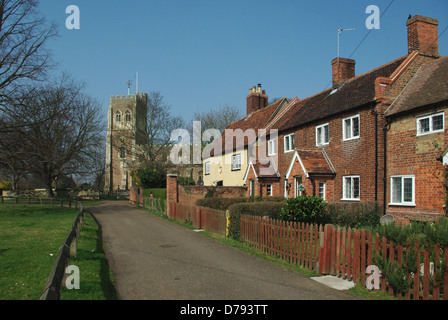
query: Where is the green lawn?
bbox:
[0,203,117,300]
[59,213,117,300]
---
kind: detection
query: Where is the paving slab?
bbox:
[310,275,356,290]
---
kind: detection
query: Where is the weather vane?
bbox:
[126,80,132,95]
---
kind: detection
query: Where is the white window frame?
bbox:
[231,153,241,171]
[342,175,360,201]
[268,138,277,156]
[294,176,303,197]
[316,123,329,146]
[284,180,288,198]
[284,133,294,153]
[390,175,415,206]
[267,183,273,196]
[416,112,444,136]
[204,161,210,175]
[343,115,360,141]
[318,181,326,200]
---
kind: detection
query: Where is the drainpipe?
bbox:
[371,103,378,202]
[310,177,316,196]
[383,117,391,215]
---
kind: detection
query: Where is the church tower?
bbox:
[104,93,148,192]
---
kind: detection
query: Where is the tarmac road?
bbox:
[86,201,358,300]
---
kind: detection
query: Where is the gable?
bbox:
[286,149,336,179]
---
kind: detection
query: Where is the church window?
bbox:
[125,110,132,122]
[115,111,122,123]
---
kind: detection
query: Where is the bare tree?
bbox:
[190,104,242,134]
[15,75,105,197]
[0,0,57,118]
[0,119,30,189]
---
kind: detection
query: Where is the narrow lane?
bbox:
[87,201,358,300]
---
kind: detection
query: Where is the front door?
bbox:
[250,179,255,197]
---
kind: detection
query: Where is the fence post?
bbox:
[321,224,333,275]
[423,247,430,300]
[444,247,448,300]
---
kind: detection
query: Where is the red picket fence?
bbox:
[240,214,323,270]
[239,216,448,300]
[321,224,448,300]
[169,202,227,236]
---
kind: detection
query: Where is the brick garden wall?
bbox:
[166,174,245,217]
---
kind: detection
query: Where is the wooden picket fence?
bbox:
[169,202,227,236]
[239,215,448,300]
[240,214,322,270]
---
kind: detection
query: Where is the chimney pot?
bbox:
[246,84,268,115]
[331,57,356,88]
[407,15,439,57]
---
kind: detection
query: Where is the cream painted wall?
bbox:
[203,149,248,187]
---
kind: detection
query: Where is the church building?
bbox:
[104,93,148,192]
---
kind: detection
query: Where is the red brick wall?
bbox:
[166,174,245,217]
[275,106,381,203]
[386,104,448,223]
[129,187,143,205]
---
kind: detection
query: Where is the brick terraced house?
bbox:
[202,15,447,223]
[384,54,448,223]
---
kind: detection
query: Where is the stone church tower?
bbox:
[104,93,148,192]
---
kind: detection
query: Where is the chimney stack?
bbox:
[331,57,356,88]
[246,84,268,115]
[407,15,439,57]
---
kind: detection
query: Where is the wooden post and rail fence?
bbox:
[37,200,86,300]
[169,201,448,300]
[1,196,87,300]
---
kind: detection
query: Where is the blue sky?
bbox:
[38,0,448,125]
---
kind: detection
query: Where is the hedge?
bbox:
[323,201,381,228]
[227,201,285,240]
[143,188,166,200]
[195,197,249,210]
[195,196,285,210]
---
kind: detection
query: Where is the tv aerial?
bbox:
[337,26,356,64]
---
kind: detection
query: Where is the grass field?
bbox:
[0,203,117,300]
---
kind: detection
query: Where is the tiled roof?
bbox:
[275,55,408,132]
[208,97,289,157]
[244,157,281,180]
[385,55,448,117]
[296,150,335,176]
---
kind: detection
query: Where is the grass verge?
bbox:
[59,212,118,300]
[0,203,117,300]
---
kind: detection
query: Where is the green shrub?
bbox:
[374,220,426,246]
[143,188,166,200]
[424,216,448,248]
[0,181,12,190]
[196,196,286,211]
[252,196,286,203]
[280,196,327,224]
[323,201,381,228]
[195,197,249,210]
[227,202,285,240]
[178,176,195,186]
